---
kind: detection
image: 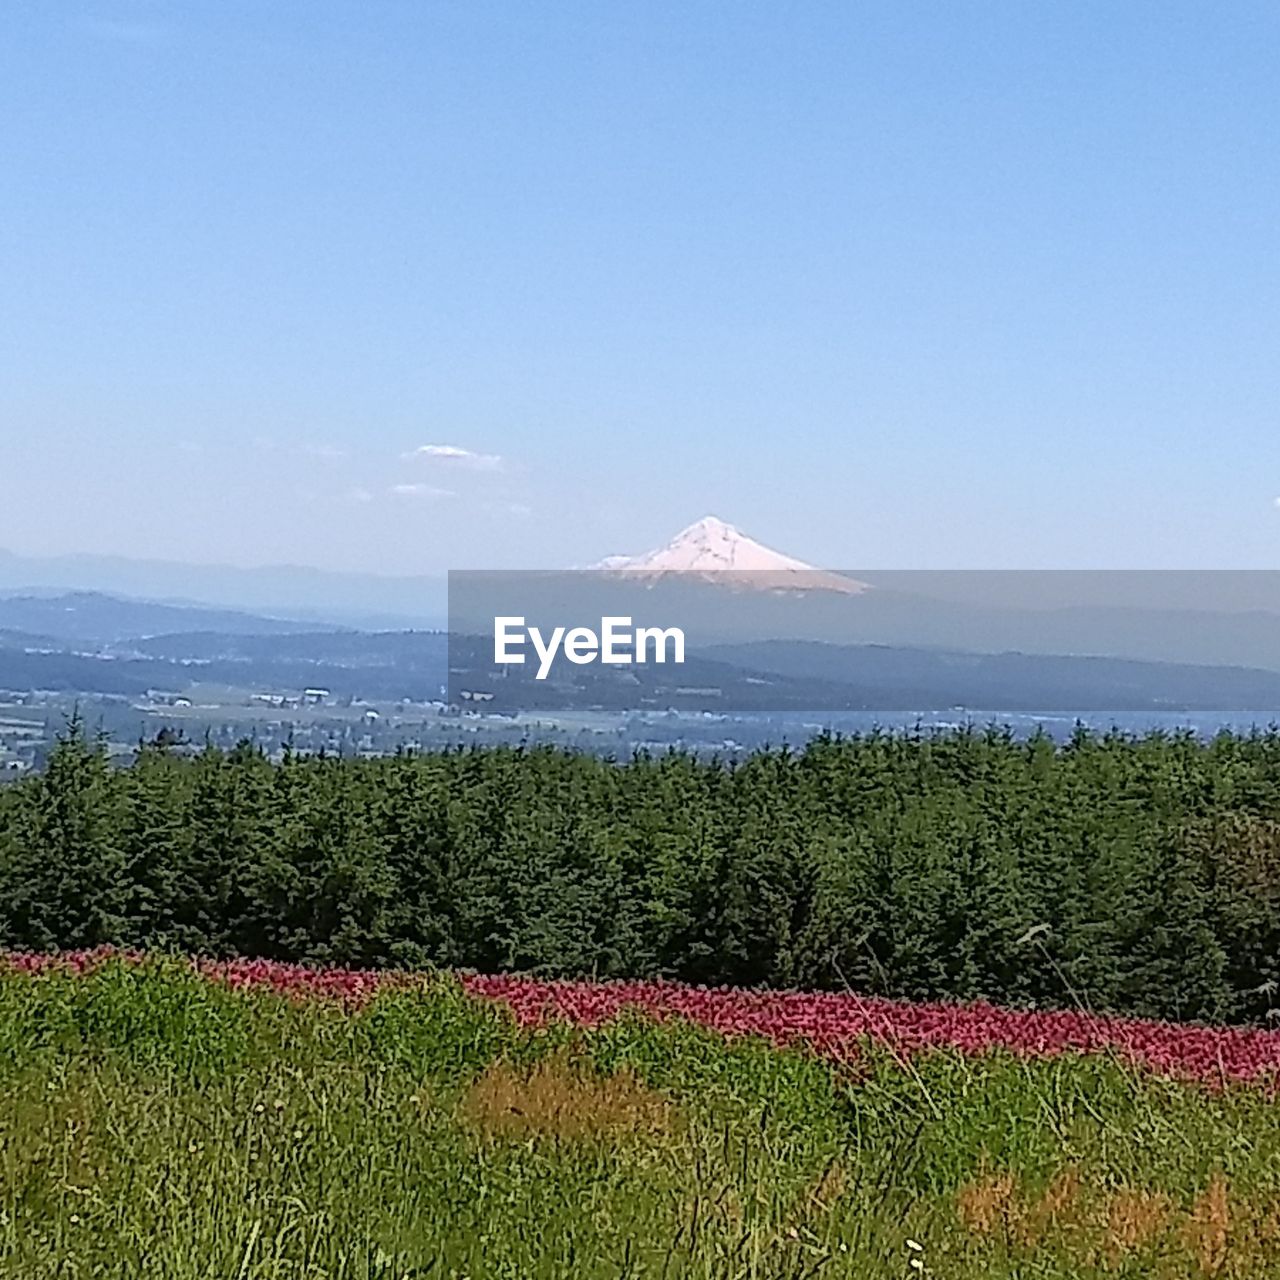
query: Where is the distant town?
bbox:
[5,556,1280,777]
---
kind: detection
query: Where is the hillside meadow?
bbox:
[5,727,1280,1274]
[3,954,1280,1278]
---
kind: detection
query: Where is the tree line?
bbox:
[1,720,1279,1024]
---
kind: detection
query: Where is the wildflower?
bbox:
[23,950,1280,1086]
[906,1240,923,1252]
[253,1103,265,1115]
[292,1128,303,1141]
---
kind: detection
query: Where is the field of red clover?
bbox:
[9,947,1280,1087]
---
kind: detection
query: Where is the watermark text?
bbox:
[494,616,685,679]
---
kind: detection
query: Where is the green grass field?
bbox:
[2,958,1279,1278]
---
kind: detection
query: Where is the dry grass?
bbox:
[956,1170,1018,1237]
[459,1052,675,1142]
[953,1165,1280,1276]
[1104,1188,1171,1262]
[1182,1172,1231,1275]
[1012,1166,1087,1249]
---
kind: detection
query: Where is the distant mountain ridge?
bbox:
[0,591,348,645]
[0,548,446,628]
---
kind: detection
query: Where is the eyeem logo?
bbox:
[494,616,685,680]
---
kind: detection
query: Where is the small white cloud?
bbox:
[402,443,504,471]
[347,487,374,504]
[304,444,347,461]
[1273,496,1280,510]
[391,483,455,500]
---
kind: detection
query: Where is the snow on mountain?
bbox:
[594,516,868,594]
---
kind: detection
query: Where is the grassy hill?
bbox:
[0,954,1276,1279]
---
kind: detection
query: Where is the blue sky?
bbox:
[2,1,1278,574]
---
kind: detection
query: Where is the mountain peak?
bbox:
[595,517,867,594]
[680,514,736,537]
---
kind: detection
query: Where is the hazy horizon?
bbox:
[8,536,1280,632]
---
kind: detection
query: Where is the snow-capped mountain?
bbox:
[595,516,867,594]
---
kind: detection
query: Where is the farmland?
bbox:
[4,953,1280,1278]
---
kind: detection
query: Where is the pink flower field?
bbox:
[9,949,1280,1087]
